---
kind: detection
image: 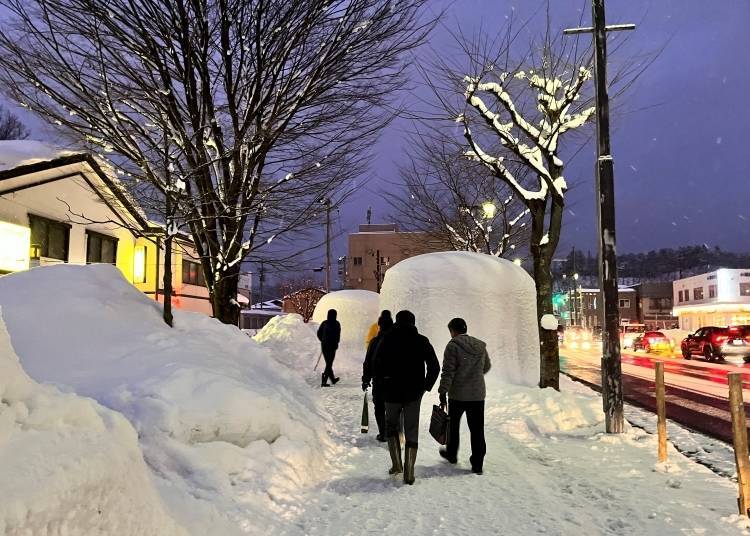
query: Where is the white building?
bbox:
[0,140,212,314]
[672,269,750,331]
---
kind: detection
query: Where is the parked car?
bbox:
[632,331,674,354]
[723,325,750,363]
[680,327,730,361]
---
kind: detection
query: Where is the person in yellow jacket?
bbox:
[365,321,380,348]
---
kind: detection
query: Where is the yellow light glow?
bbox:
[0,221,30,272]
[133,245,146,283]
[481,201,497,219]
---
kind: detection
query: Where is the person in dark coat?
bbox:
[438,318,491,474]
[374,310,440,485]
[317,309,341,387]
[362,310,394,442]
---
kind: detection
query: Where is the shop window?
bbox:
[29,214,70,261]
[182,259,205,286]
[86,231,118,264]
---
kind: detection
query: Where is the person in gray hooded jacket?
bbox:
[437,317,491,474]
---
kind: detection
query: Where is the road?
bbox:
[560,346,750,443]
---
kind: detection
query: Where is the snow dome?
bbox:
[312,290,380,351]
[379,251,540,387]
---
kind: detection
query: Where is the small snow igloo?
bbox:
[379,251,540,386]
[312,289,380,351]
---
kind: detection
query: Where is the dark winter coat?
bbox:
[362,329,389,387]
[438,334,492,402]
[373,324,440,403]
[317,320,341,351]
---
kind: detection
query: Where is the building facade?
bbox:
[672,269,750,331]
[345,223,441,292]
[0,141,212,314]
[572,287,639,329]
[632,282,678,329]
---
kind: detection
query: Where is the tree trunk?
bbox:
[533,250,560,389]
[211,263,241,325]
[529,201,560,390]
[162,232,174,327]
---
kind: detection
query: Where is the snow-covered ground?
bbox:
[1,264,749,534]
[0,265,333,534]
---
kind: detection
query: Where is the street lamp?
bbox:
[481,201,497,220]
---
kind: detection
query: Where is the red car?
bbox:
[632,331,673,354]
[723,325,750,362]
[681,326,730,361]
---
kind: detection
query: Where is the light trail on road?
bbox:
[561,347,750,443]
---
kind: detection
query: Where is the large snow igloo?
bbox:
[379,251,540,386]
[312,289,380,351]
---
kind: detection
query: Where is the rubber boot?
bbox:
[321,373,331,387]
[404,443,418,485]
[387,435,403,475]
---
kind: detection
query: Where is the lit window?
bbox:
[182,259,205,286]
[0,220,31,272]
[619,299,630,308]
[133,245,147,283]
[741,282,750,296]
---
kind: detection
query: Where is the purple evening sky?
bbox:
[2,0,748,276]
[339,0,750,262]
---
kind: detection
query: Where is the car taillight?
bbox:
[746,335,750,343]
[713,335,728,344]
[647,337,656,344]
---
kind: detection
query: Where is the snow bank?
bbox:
[0,307,185,535]
[253,313,321,370]
[0,140,77,171]
[380,251,540,386]
[0,265,331,534]
[312,289,379,352]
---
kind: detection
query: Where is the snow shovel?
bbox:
[313,351,323,371]
[361,392,369,434]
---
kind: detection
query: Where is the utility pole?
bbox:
[374,248,382,293]
[367,206,372,225]
[258,262,265,309]
[323,198,332,292]
[565,0,634,434]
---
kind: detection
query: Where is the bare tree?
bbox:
[423,20,611,389]
[0,103,29,140]
[0,0,434,325]
[386,133,530,257]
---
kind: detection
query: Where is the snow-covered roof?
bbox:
[578,287,636,293]
[0,140,80,171]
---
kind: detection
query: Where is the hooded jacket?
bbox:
[373,323,440,403]
[317,310,341,351]
[438,334,492,402]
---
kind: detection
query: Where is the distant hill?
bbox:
[559,246,750,282]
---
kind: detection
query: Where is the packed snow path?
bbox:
[282,370,748,535]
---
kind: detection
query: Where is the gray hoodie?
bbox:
[438,334,491,402]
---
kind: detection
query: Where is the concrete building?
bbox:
[573,287,639,329]
[345,223,441,292]
[672,269,750,331]
[631,282,678,329]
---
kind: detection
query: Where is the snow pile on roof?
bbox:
[0,307,185,535]
[380,251,540,387]
[253,313,321,370]
[0,265,332,534]
[0,140,79,171]
[312,289,379,352]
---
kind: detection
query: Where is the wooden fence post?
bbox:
[729,372,750,516]
[655,361,667,463]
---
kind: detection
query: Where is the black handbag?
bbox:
[429,404,449,445]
